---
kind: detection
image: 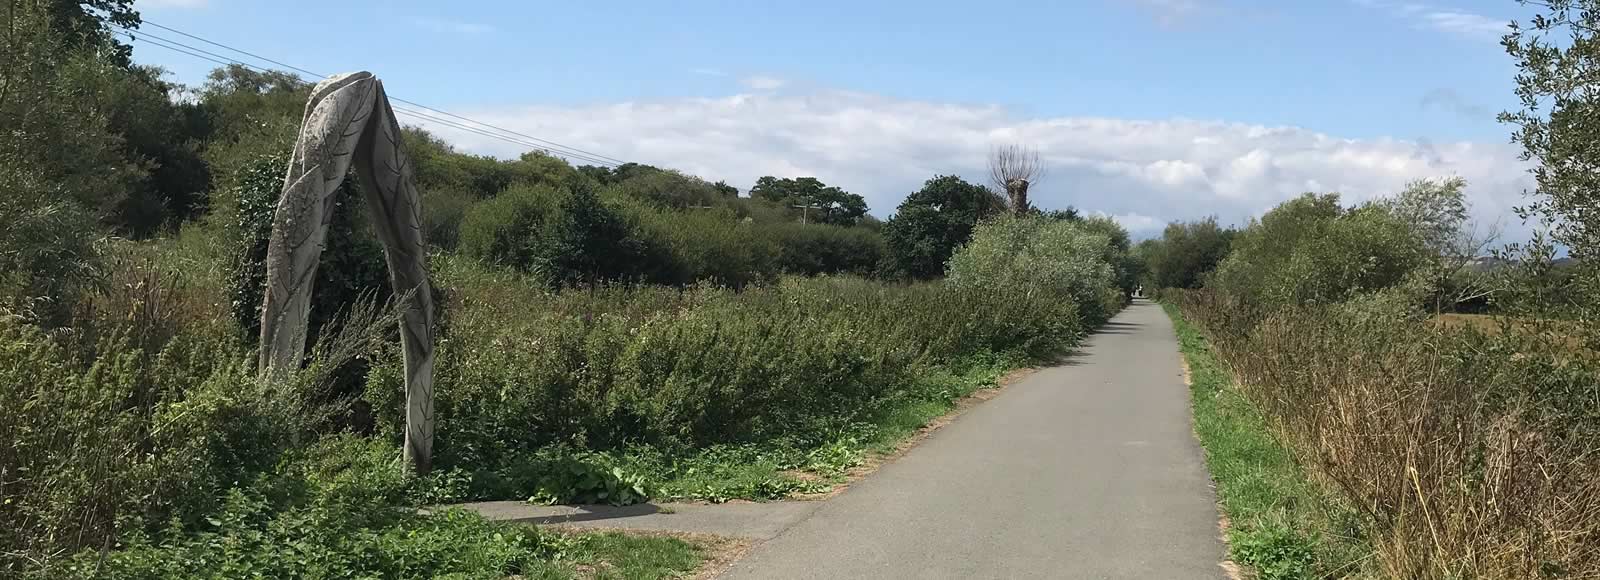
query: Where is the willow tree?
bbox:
[988,144,1045,215]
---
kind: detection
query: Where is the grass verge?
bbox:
[1162,302,1374,579]
[588,353,1025,504]
[559,531,705,579]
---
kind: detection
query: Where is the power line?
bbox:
[144,15,624,165]
[115,30,235,69]
[113,23,626,167]
[138,20,324,79]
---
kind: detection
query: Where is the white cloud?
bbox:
[740,76,786,91]
[1103,212,1163,234]
[414,18,495,35]
[1352,0,1509,41]
[140,0,208,7]
[405,89,1534,238]
[1423,10,1509,39]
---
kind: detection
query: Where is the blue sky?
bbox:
[132,0,1536,235]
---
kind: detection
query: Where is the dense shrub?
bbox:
[945,215,1115,327]
[0,307,297,574]
[459,184,666,287]
[768,222,887,277]
[630,205,779,287]
[0,240,417,575]
[224,153,390,343]
[457,183,564,271]
[1074,215,1142,300]
[1209,193,1427,315]
[460,185,893,288]
[47,436,567,580]
[404,128,580,200]
[364,248,1095,479]
[419,187,474,250]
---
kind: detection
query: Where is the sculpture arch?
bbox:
[258,71,436,473]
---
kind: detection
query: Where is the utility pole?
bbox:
[791,203,825,224]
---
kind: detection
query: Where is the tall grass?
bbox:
[1171,289,1600,578]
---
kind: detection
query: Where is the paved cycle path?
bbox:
[719,299,1227,579]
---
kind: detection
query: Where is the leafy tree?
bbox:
[537,186,646,288]
[609,168,724,209]
[1381,177,1501,313]
[578,162,665,187]
[1502,1,1600,336]
[1210,193,1427,313]
[1504,1,1600,262]
[882,175,1005,279]
[195,65,312,196]
[97,65,212,235]
[750,176,868,225]
[46,0,140,65]
[1039,207,1080,221]
[1144,217,1236,290]
[403,128,579,200]
[0,0,143,321]
[1076,216,1140,298]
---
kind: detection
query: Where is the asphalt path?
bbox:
[719,299,1227,579]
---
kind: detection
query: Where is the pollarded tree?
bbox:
[882,175,1005,279]
[989,144,1045,215]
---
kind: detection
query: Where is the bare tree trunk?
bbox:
[1005,178,1030,215]
[989,144,1044,216]
[258,72,436,474]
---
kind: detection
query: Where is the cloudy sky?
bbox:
[134,0,1536,237]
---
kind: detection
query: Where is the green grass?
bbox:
[560,531,704,579]
[858,356,1016,454]
[1162,302,1373,580]
[614,354,1021,503]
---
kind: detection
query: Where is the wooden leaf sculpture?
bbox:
[258,72,437,474]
